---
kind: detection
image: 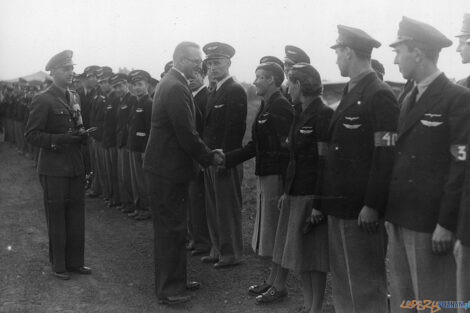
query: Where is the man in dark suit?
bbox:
[25,50,92,280]
[323,26,399,313]
[386,17,470,312]
[455,13,470,310]
[201,42,247,269]
[143,42,223,305]
[187,62,211,254]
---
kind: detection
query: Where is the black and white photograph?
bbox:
[1,0,470,312]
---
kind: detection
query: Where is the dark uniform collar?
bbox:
[347,69,374,93]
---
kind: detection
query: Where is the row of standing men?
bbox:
[19,13,470,313]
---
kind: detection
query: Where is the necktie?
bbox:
[404,86,418,114]
[65,90,70,105]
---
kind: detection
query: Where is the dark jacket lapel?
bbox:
[398,73,448,138]
[328,72,377,133]
[205,77,233,120]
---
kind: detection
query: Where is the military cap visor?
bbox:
[45,50,75,71]
[330,25,381,57]
[203,42,236,60]
[389,16,452,49]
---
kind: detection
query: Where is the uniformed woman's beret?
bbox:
[259,56,284,70]
[109,73,128,86]
[128,70,151,84]
[284,45,310,65]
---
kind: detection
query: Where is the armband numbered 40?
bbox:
[374,131,397,147]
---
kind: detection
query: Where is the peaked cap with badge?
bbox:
[330,25,381,57]
[45,50,75,71]
[389,16,452,49]
[203,42,236,60]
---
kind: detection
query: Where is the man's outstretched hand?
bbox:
[211,149,225,166]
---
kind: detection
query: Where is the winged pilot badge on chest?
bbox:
[299,126,314,134]
[342,116,362,129]
[420,113,444,127]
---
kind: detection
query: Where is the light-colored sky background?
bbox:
[0,0,469,83]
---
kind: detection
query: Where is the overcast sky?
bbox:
[0,0,469,83]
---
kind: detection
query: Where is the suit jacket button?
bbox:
[411,155,416,159]
[408,179,414,183]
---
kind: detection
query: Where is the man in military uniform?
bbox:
[102,74,120,207]
[455,13,470,311]
[127,70,152,221]
[322,26,399,313]
[88,67,113,201]
[201,42,247,268]
[386,17,470,312]
[111,73,137,214]
[25,50,91,280]
[77,65,100,190]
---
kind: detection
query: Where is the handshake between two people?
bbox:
[210,149,225,167]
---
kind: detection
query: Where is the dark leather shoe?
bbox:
[51,271,70,280]
[158,295,191,305]
[127,210,139,217]
[121,206,135,214]
[248,282,271,296]
[86,191,101,198]
[255,286,288,304]
[134,211,152,220]
[67,266,92,275]
[213,260,241,269]
[186,281,201,291]
[201,256,218,263]
[191,249,210,256]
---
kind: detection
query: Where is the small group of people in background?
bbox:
[2,12,470,313]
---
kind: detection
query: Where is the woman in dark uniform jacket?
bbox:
[224,60,293,298]
[260,63,332,312]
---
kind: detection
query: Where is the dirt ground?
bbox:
[0,138,334,313]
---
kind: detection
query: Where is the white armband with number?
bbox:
[374,131,397,147]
